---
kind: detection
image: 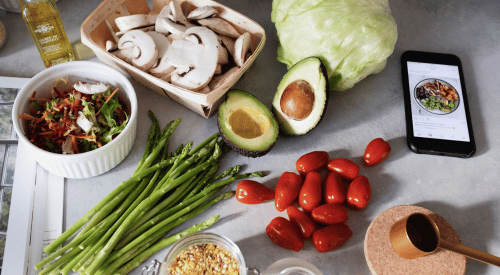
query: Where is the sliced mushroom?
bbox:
[169,0,194,28]
[234,32,251,67]
[62,137,75,154]
[208,66,239,91]
[115,14,157,32]
[166,27,219,91]
[219,35,236,58]
[110,47,134,63]
[77,111,94,133]
[214,64,222,75]
[156,65,181,82]
[187,6,218,20]
[198,18,240,38]
[217,38,229,65]
[73,81,110,94]
[106,40,117,52]
[147,31,176,79]
[165,39,204,67]
[155,4,188,35]
[118,30,158,71]
[116,25,155,38]
[197,86,211,94]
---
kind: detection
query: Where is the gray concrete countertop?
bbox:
[2,0,500,274]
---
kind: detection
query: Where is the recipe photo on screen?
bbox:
[406,61,470,142]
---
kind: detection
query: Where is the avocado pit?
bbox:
[272,56,329,136]
[280,80,315,121]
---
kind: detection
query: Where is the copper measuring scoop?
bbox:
[390,212,500,267]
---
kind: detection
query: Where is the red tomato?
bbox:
[363,138,391,166]
[275,172,304,212]
[312,223,353,253]
[327,158,359,181]
[266,217,304,252]
[296,151,329,176]
[323,172,346,204]
[286,205,317,239]
[235,180,275,204]
[311,204,348,225]
[298,172,323,212]
[346,176,371,210]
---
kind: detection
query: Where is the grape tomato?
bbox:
[298,172,323,212]
[327,158,359,181]
[275,172,303,212]
[363,138,391,166]
[296,151,329,176]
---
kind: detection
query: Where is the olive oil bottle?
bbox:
[19,0,75,67]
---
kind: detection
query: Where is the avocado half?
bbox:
[218,90,279,158]
[272,57,329,136]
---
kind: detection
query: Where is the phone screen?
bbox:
[406,61,470,142]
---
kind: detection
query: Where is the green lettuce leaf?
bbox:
[272,0,398,91]
[100,112,128,144]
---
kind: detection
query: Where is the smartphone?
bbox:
[401,50,476,158]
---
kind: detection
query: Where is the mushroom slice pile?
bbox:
[166,27,219,91]
[118,30,159,71]
[110,0,257,94]
[155,1,194,36]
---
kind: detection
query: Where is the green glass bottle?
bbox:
[19,0,75,67]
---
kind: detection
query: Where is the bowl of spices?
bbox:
[162,232,246,275]
[12,61,137,178]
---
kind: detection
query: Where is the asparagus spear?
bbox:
[115,215,221,275]
[37,111,263,273]
[99,192,233,274]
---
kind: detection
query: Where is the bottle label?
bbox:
[32,18,64,56]
[34,23,55,34]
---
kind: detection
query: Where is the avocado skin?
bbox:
[217,90,279,158]
[306,59,329,134]
[272,56,330,136]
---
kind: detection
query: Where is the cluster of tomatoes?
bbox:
[235,138,391,253]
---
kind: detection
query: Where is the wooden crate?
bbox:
[81,0,266,118]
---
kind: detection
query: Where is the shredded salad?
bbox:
[19,80,129,154]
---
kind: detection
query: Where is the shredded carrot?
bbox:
[28,97,51,102]
[69,134,95,139]
[53,87,64,98]
[95,88,120,116]
[19,113,37,120]
[39,131,57,136]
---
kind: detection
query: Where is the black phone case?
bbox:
[401,50,476,158]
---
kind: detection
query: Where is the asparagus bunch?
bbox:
[35,111,264,275]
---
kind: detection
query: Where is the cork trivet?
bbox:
[364,205,466,275]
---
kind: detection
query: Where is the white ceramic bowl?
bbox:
[12,61,138,178]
